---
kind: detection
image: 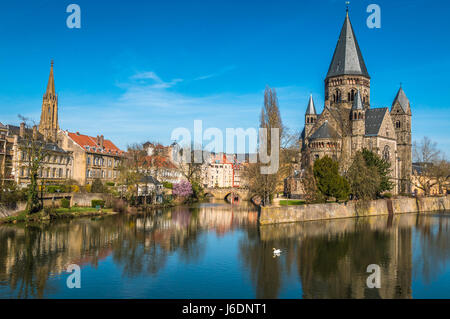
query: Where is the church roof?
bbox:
[305,95,317,115]
[365,108,388,136]
[352,90,364,110]
[310,121,341,140]
[392,87,410,113]
[326,11,370,79]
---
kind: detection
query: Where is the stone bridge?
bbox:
[204,188,252,202]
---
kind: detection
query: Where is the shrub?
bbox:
[383,192,393,199]
[91,200,106,208]
[61,198,70,209]
[106,182,115,187]
[46,185,65,193]
[91,179,105,193]
[163,181,173,189]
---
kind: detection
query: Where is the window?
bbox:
[383,146,390,162]
[87,156,91,165]
[396,121,401,129]
[58,168,63,178]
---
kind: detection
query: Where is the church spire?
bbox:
[392,86,411,114]
[352,90,363,110]
[39,60,59,141]
[45,60,55,97]
[326,11,369,79]
[305,94,317,115]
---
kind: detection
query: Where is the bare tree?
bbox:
[244,86,289,205]
[17,116,49,214]
[412,137,449,195]
[119,143,147,201]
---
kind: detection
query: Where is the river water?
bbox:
[0,200,449,299]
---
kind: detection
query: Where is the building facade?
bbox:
[299,11,412,194]
[58,131,123,186]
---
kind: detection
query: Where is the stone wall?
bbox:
[259,195,450,225]
[71,193,111,207]
[0,193,111,218]
[0,202,27,218]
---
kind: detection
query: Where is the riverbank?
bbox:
[0,208,118,225]
[259,195,450,225]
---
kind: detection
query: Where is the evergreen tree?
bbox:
[346,152,381,200]
[361,148,393,195]
[313,156,350,201]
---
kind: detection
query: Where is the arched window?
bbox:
[383,145,390,162]
[396,121,401,129]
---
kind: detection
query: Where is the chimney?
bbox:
[32,125,38,140]
[19,122,25,138]
[100,135,104,149]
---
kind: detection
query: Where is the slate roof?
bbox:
[310,121,341,140]
[365,108,387,136]
[392,87,410,113]
[140,175,162,185]
[326,12,370,79]
[305,95,317,115]
[6,124,44,139]
[352,90,364,110]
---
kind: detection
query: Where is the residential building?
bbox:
[59,131,123,186]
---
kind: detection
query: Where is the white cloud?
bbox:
[57,73,313,150]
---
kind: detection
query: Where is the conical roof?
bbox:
[310,121,340,140]
[326,12,369,79]
[45,60,55,96]
[305,95,317,115]
[352,90,364,110]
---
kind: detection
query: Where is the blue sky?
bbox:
[0,0,449,154]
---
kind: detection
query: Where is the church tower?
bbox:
[325,10,371,110]
[305,94,317,137]
[391,86,412,194]
[39,61,59,142]
[350,90,365,155]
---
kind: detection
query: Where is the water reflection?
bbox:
[0,201,449,299]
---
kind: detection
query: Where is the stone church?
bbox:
[299,11,412,194]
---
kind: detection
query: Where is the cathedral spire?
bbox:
[326,11,369,79]
[45,60,55,96]
[39,60,59,141]
[305,94,317,115]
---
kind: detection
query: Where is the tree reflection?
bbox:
[413,214,450,284]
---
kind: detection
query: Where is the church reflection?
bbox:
[0,201,448,299]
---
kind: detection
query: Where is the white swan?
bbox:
[272,248,281,255]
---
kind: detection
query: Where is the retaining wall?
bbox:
[259,195,450,225]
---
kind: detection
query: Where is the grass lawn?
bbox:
[54,207,113,214]
[279,200,306,206]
